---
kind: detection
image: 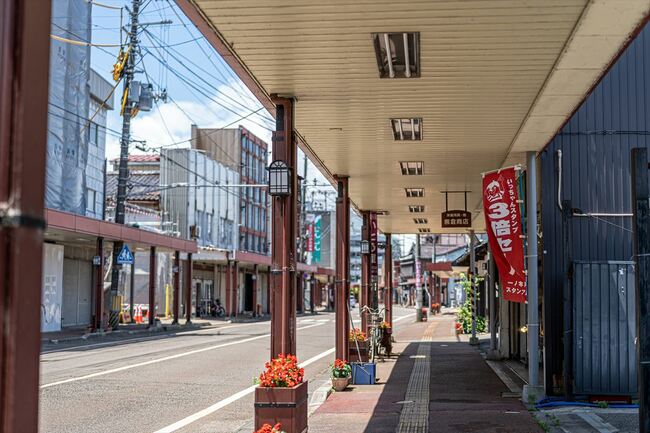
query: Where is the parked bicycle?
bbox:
[361,305,386,362]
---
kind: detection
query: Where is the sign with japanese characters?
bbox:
[370,212,378,283]
[441,210,472,228]
[482,167,527,303]
[306,224,315,252]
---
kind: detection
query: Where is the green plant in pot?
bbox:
[330,359,352,391]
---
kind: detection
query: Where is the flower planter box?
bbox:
[254,381,308,433]
[348,342,368,362]
[351,362,376,385]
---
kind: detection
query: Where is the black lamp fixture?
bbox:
[360,239,370,254]
[267,160,291,196]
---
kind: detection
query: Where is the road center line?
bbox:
[40,323,325,389]
[153,347,336,433]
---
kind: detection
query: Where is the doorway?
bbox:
[244,273,254,312]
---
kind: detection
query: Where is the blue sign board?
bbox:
[116,244,134,265]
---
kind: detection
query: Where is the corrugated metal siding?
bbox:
[540,22,650,395]
[573,262,637,396]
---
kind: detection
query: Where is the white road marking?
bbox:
[153,347,336,433]
[40,323,326,389]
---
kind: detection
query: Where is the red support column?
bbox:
[360,211,370,335]
[172,251,180,324]
[0,1,51,429]
[149,247,156,326]
[93,237,105,331]
[232,261,239,317]
[297,273,304,314]
[252,264,258,316]
[385,234,393,328]
[270,96,298,359]
[185,253,193,324]
[225,261,232,316]
[266,269,271,314]
[335,175,350,361]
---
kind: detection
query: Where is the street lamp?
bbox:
[268,160,291,196]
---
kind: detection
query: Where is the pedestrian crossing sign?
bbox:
[117,244,134,265]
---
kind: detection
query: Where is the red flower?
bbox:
[257,354,304,388]
[455,322,462,330]
[254,423,285,433]
[349,328,367,342]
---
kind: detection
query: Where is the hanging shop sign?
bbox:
[313,216,322,263]
[440,191,472,228]
[370,212,378,283]
[306,224,315,252]
[482,167,526,303]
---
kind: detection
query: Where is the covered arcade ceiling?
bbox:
[177,0,649,233]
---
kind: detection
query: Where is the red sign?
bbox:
[370,213,378,283]
[482,167,526,303]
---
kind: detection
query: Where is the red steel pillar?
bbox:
[185,253,193,324]
[385,234,393,327]
[266,269,271,314]
[335,175,351,361]
[172,251,180,324]
[93,237,105,331]
[232,261,239,317]
[225,261,232,316]
[0,1,51,429]
[148,247,156,326]
[360,211,370,334]
[270,96,298,359]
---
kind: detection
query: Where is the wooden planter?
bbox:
[254,381,308,433]
[348,341,368,362]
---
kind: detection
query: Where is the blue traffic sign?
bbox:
[116,244,134,265]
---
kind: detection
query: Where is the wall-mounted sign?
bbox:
[441,210,472,228]
[370,212,378,282]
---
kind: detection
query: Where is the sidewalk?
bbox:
[309,311,543,432]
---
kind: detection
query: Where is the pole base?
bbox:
[486,349,501,360]
[184,320,192,325]
[469,336,479,345]
[522,385,544,406]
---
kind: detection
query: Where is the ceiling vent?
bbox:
[372,32,420,79]
[400,161,423,176]
[391,118,422,140]
[409,205,425,213]
[413,218,428,224]
[418,228,431,233]
[405,188,424,197]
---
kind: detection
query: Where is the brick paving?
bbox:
[309,311,543,433]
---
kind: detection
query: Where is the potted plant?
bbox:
[348,328,368,362]
[254,354,308,433]
[255,423,286,433]
[330,359,352,391]
[379,321,392,356]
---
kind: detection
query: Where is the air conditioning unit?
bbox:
[190,225,201,239]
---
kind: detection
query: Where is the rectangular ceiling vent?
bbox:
[391,118,422,140]
[409,205,425,213]
[418,228,431,233]
[405,188,424,197]
[372,32,420,79]
[413,218,428,224]
[399,161,423,176]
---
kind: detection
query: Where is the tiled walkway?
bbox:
[309,312,543,433]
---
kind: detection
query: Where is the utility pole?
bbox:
[108,0,142,329]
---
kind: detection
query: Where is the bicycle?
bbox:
[361,305,386,363]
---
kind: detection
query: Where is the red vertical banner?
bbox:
[370,213,378,283]
[306,224,315,252]
[482,167,527,303]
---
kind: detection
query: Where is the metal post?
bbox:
[270,96,297,358]
[469,230,479,345]
[252,264,258,316]
[486,245,499,359]
[185,253,193,324]
[129,261,135,323]
[632,148,650,433]
[109,0,142,329]
[225,260,232,316]
[93,238,105,331]
[335,175,350,361]
[148,247,156,327]
[361,211,370,334]
[415,233,423,321]
[232,261,239,317]
[309,273,315,314]
[172,250,180,324]
[385,234,393,327]
[523,151,544,401]
[0,0,50,428]
[561,199,573,401]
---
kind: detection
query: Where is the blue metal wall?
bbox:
[540,22,650,395]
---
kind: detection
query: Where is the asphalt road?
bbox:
[39,306,415,433]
